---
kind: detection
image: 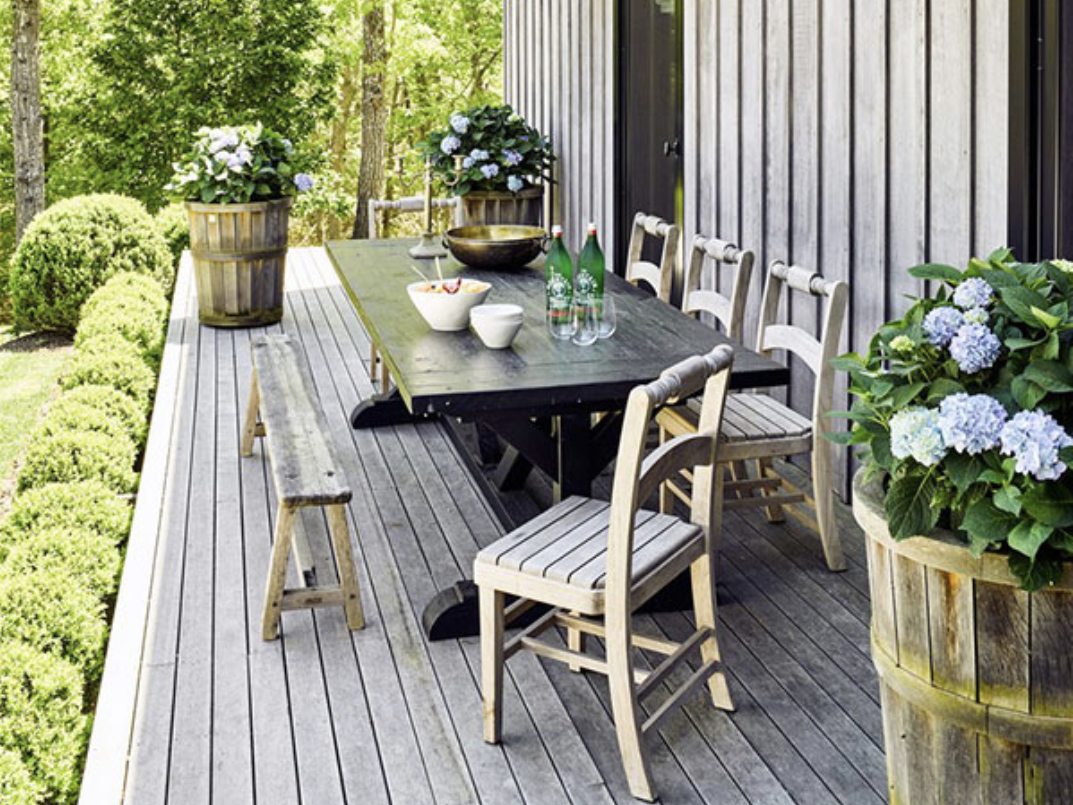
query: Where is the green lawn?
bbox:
[0,328,72,506]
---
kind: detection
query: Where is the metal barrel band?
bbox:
[191,248,287,263]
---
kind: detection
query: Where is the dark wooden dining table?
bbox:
[326,238,789,498]
[326,238,790,638]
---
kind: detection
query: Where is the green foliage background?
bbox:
[0,0,504,278]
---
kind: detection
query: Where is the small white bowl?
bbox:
[471,304,525,349]
[407,279,492,332]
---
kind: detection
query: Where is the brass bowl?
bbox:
[444,225,546,269]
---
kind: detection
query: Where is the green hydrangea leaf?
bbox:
[885,472,940,541]
[1021,485,1073,528]
[1008,521,1054,560]
[908,263,962,283]
[993,485,1023,516]
[961,498,1019,545]
[1008,553,1063,592]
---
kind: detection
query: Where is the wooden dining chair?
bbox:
[658,260,849,571]
[474,345,736,802]
[366,195,461,390]
[680,234,755,343]
[625,212,680,303]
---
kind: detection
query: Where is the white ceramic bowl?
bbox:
[471,304,525,349]
[407,279,492,332]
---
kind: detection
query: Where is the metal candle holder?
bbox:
[406,154,465,260]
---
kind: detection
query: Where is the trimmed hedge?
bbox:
[154,202,190,268]
[0,642,87,804]
[0,747,41,805]
[0,527,123,600]
[37,399,135,448]
[75,282,169,370]
[16,429,137,494]
[62,334,156,411]
[0,481,132,547]
[7,194,173,333]
[42,386,147,449]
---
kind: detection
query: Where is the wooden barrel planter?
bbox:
[853,472,1073,804]
[460,187,542,228]
[186,197,291,327]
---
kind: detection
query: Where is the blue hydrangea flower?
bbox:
[963,307,988,325]
[890,407,947,466]
[937,393,1007,455]
[462,156,475,169]
[480,163,500,179]
[923,306,965,347]
[441,135,461,155]
[503,149,523,166]
[953,277,994,310]
[469,148,489,161]
[210,131,239,154]
[226,147,251,170]
[294,173,315,192]
[450,113,470,134]
[1000,410,1073,481]
[949,323,1001,373]
[507,175,523,192]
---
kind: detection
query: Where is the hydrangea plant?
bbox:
[417,104,554,196]
[835,249,1073,589]
[167,124,315,205]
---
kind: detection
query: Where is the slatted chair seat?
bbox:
[677,393,812,442]
[476,345,737,802]
[475,497,703,614]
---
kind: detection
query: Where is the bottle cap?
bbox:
[587,221,597,233]
[551,225,563,236]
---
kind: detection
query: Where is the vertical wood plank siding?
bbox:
[504,0,1008,490]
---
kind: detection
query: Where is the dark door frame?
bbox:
[1009,0,1072,260]
[613,0,685,276]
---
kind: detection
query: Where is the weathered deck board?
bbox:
[101,248,887,805]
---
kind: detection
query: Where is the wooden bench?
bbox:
[241,334,364,640]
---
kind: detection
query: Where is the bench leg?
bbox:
[262,504,297,641]
[241,371,261,457]
[327,504,364,630]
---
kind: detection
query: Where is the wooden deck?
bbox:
[83,247,886,805]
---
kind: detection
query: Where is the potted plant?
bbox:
[168,124,315,327]
[837,249,1073,805]
[418,104,554,228]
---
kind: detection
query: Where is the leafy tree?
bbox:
[78,0,335,209]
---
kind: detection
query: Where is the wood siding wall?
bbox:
[504,0,617,264]
[505,0,1010,490]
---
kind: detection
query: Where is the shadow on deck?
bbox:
[82,248,884,805]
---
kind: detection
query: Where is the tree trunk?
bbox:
[351,0,388,239]
[11,0,45,243]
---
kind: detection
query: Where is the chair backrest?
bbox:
[625,212,680,303]
[755,260,849,425]
[367,196,461,238]
[681,234,755,342]
[603,344,734,612]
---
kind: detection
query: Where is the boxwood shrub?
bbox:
[0,527,122,600]
[45,385,147,449]
[81,272,170,321]
[0,481,132,547]
[0,641,87,804]
[16,429,137,494]
[37,399,135,449]
[76,283,168,370]
[154,202,190,269]
[7,194,173,333]
[0,570,108,675]
[0,746,41,805]
[62,334,156,411]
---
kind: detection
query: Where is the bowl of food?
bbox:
[444,225,546,269]
[407,278,492,332]
[471,303,525,349]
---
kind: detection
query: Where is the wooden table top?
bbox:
[326,239,789,418]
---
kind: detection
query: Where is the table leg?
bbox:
[350,388,431,429]
[554,413,594,501]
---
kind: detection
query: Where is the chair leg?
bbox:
[756,457,786,522]
[369,343,378,382]
[728,460,751,500]
[480,586,505,744]
[689,554,734,711]
[659,426,675,514]
[240,372,260,457]
[262,504,297,641]
[567,611,585,672]
[326,504,365,630]
[606,614,655,801]
[811,438,846,571]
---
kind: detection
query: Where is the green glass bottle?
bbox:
[544,225,574,339]
[575,221,605,318]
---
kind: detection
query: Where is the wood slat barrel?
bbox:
[460,188,542,228]
[187,197,291,327]
[854,473,1073,804]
